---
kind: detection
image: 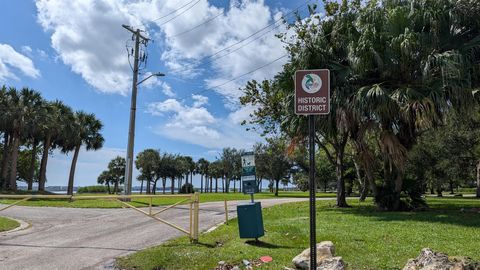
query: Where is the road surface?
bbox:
[0,197,316,270]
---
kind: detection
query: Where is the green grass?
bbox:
[0,191,336,208]
[0,216,20,232]
[116,198,480,270]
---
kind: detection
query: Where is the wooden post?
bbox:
[224,199,229,225]
[149,197,152,216]
[189,202,193,241]
[193,192,199,243]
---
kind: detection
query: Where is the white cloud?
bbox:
[37,49,49,59]
[147,98,183,115]
[155,0,289,107]
[0,44,40,81]
[161,81,175,97]
[192,94,208,107]
[148,98,216,128]
[35,0,289,104]
[228,104,256,125]
[147,97,262,149]
[21,45,33,56]
[36,0,143,95]
[139,71,162,89]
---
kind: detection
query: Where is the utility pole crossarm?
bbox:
[122,24,150,41]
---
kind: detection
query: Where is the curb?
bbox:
[1,217,31,235]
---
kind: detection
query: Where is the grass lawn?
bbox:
[116,198,480,270]
[0,216,20,232]
[0,191,336,208]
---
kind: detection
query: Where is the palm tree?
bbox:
[175,156,189,192]
[0,86,13,189]
[97,170,112,194]
[157,153,175,194]
[65,111,104,195]
[38,101,74,191]
[240,0,479,210]
[6,88,44,191]
[209,160,223,193]
[197,158,209,193]
[25,103,46,191]
[346,0,479,210]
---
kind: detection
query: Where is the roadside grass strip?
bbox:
[116,198,480,270]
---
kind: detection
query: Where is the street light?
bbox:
[124,72,165,197]
[137,72,165,86]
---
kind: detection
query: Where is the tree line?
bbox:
[0,86,104,194]
[97,138,292,195]
[240,0,480,210]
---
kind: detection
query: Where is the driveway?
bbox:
[0,197,317,270]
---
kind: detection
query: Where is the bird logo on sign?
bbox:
[301,74,322,94]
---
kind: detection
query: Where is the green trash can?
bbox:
[237,202,264,239]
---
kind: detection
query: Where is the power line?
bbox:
[203,1,309,60]
[171,1,239,38]
[210,5,309,61]
[157,0,202,26]
[171,11,224,38]
[132,0,198,28]
[179,54,288,100]
[165,2,308,74]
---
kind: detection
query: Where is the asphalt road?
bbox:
[0,197,312,270]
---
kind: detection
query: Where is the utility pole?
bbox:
[122,24,149,197]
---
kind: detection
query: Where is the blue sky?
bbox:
[0,0,314,187]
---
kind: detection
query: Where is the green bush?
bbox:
[77,185,114,194]
[179,183,194,194]
[457,187,476,193]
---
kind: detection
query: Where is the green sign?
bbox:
[242,166,256,176]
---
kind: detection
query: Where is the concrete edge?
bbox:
[203,221,227,234]
[1,217,31,235]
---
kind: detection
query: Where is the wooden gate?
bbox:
[0,192,200,242]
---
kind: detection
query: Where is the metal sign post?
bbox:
[241,152,257,201]
[238,152,264,241]
[308,114,316,269]
[294,69,330,270]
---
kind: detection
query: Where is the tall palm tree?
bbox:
[97,170,112,194]
[175,156,189,192]
[25,103,46,191]
[0,86,13,189]
[157,153,174,194]
[6,88,43,191]
[64,111,104,195]
[210,160,223,193]
[38,101,74,191]
[197,158,209,193]
[184,156,196,185]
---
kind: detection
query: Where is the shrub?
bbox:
[180,183,194,194]
[77,185,115,194]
